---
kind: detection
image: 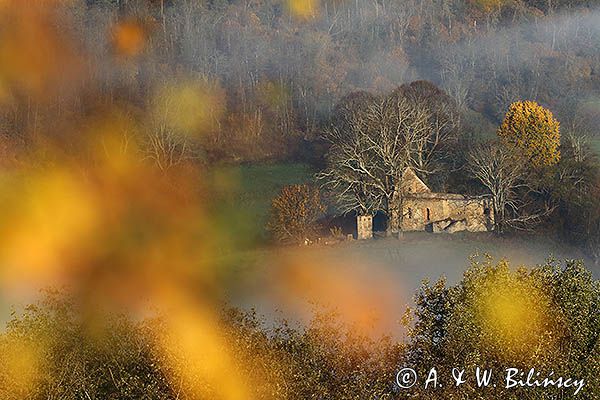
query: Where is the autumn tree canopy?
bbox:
[267,184,325,244]
[498,101,561,167]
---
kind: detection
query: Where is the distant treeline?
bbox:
[2,0,600,162]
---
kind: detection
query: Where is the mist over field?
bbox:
[228,233,594,334]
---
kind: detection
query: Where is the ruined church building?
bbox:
[357,168,494,239]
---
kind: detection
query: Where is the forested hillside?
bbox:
[3,0,599,162]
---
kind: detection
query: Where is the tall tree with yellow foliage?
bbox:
[498,101,561,167]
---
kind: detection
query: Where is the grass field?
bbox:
[214,163,315,244]
[236,163,315,219]
[591,138,600,157]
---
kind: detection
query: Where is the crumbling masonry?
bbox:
[357,168,494,238]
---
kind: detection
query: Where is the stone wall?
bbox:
[400,168,431,194]
[401,193,493,233]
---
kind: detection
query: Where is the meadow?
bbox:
[214,163,315,244]
[592,138,600,157]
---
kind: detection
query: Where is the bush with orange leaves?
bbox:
[498,101,561,167]
[267,184,325,244]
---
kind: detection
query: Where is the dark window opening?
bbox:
[484,208,490,216]
[408,208,413,219]
[426,208,431,221]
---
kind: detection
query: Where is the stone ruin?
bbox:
[356,215,373,240]
[356,168,494,239]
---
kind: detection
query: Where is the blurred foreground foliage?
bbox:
[0,257,598,399]
[405,256,600,399]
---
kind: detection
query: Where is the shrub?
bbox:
[267,184,325,244]
[0,292,173,400]
[404,257,600,399]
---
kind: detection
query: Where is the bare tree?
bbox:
[397,81,461,175]
[143,126,200,171]
[468,142,555,233]
[440,52,472,110]
[320,83,458,234]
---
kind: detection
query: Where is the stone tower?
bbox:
[356,215,373,240]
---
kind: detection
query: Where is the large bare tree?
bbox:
[468,143,523,233]
[320,82,459,234]
[468,142,555,233]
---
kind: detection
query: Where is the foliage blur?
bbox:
[405,257,600,399]
[0,258,598,398]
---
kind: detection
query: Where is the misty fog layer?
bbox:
[229,234,594,334]
[84,2,600,131]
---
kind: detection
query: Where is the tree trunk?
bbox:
[388,207,400,235]
[493,199,504,235]
[387,188,402,235]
